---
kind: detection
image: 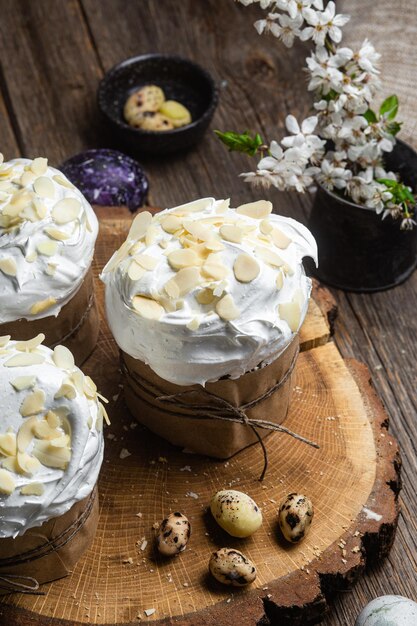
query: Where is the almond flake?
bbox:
[255,246,284,267]
[2,456,19,472]
[33,420,61,440]
[30,297,56,315]
[53,344,75,370]
[219,224,244,244]
[20,388,46,417]
[0,335,10,348]
[260,219,273,235]
[52,198,81,224]
[276,270,284,290]
[33,176,55,199]
[129,241,144,255]
[173,198,212,213]
[186,318,200,330]
[20,170,36,186]
[236,200,272,219]
[33,198,47,219]
[17,416,38,453]
[165,267,201,298]
[99,401,111,427]
[103,240,131,273]
[196,288,215,305]
[32,440,71,469]
[21,482,45,496]
[0,257,17,276]
[205,240,225,252]
[271,227,291,249]
[54,381,77,400]
[17,452,42,475]
[15,334,45,351]
[83,375,97,399]
[135,254,159,270]
[46,411,61,429]
[4,352,45,367]
[50,434,70,448]
[0,469,15,495]
[145,225,158,246]
[202,258,229,281]
[161,214,182,234]
[11,376,36,391]
[30,157,48,176]
[233,254,260,283]
[132,296,164,320]
[279,301,301,332]
[128,261,146,281]
[46,263,56,276]
[53,174,74,189]
[128,211,152,240]
[164,278,180,299]
[0,432,17,457]
[167,248,201,270]
[37,239,58,256]
[182,220,213,242]
[215,198,230,214]
[216,294,240,321]
[25,251,38,263]
[159,239,168,249]
[44,227,70,241]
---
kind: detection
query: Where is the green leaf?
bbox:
[379,94,399,120]
[377,178,397,188]
[386,121,402,136]
[214,130,264,157]
[363,109,377,123]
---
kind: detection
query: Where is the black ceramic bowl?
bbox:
[97,54,219,155]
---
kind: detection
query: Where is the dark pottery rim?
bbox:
[307,138,417,293]
[97,53,219,138]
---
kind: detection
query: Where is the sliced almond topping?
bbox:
[255,245,284,267]
[52,198,81,224]
[0,335,10,348]
[54,381,77,400]
[182,220,213,242]
[284,262,294,276]
[20,388,46,417]
[128,261,146,282]
[202,257,229,281]
[276,270,284,290]
[2,457,19,473]
[196,287,215,305]
[33,420,61,440]
[15,334,45,352]
[205,239,225,252]
[31,157,48,176]
[128,211,152,240]
[49,434,70,448]
[33,198,47,219]
[215,198,230,214]
[129,240,144,255]
[145,225,159,246]
[0,257,17,276]
[53,344,75,370]
[103,240,131,273]
[37,239,58,256]
[167,248,201,270]
[46,263,57,276]
[164,278,180,299]
[46,411,61,429]
[271,227,291,249]
[30,296,56,315]
[33,176,55,199]
[17,416,38,452]
[0,469,15,495]
[0,432,17,457]
[44,227,70,241]
[279,301,301,332]
[32,440,71,470]
[135,254,159,270]
[159,239,168,249]
[260,219,273,235]
[98,401,111,426]
[11,376,36,391]
[165,266,201,299]
[172,198,212,214]
[233,254,260,283]
[21,482,45,496]
[186,318,200,331]
[9,189,33,210]
[4,352,45,367]
[236,200,272,219]
[53,174,74,189]
[219,224,243,244]
[132,296,165,320]
[20,170,36,186]
[161,214,182,234]
[216,294,240,321]
[83,376,97,399]
[25,251,38,263]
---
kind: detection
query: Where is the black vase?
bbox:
[306,140,417,292]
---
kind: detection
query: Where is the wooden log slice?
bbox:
[0,212,400,626]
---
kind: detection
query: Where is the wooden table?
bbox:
[0,1,416,624]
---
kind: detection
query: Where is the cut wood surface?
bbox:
[0,217,399,626]
[0,1,415,623]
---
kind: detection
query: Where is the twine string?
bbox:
[51,291,95,347]
[0,574,43,595]
[122,347,319,481]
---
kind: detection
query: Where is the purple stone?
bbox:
[60,149,149,212]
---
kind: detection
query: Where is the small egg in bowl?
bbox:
[97,53,219,155]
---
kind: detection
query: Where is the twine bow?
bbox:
[0,488,96,595]
[122,347,319,481]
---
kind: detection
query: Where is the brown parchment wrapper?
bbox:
[122,335,299,459]
[0,267,99,366]
[0,487,98,594]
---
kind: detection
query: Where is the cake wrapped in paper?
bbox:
[0,155,99,365]
[101,197,317,458]
[0,334,106,592]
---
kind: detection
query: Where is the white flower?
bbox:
[301,1,350,46]
[355,39,380,74]
[336,115,368,143]
[254,12,279,35]
[317,158,352,190]
[401,217,416,230]
[238,0,276,7]
[276,0,323,19]
[269,13,303,47]
[282,115,318,145]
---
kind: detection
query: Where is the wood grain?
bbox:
[0,1,415,623]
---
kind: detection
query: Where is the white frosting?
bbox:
[0,155,98,323]
[102,198,317,386]
[0,336,105,538]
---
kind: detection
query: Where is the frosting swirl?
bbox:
[0,155,98,323]
[0,334,106,538]
[102,198,317,386]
